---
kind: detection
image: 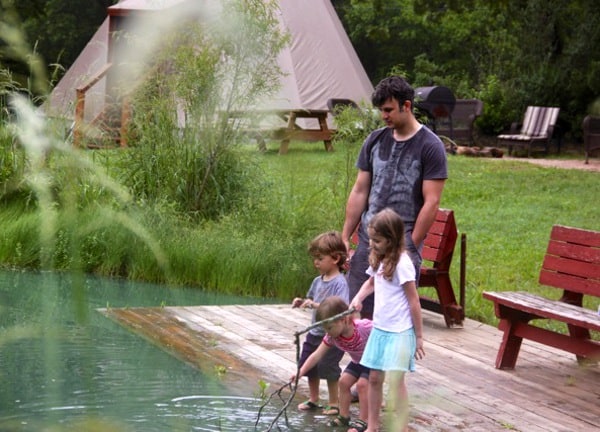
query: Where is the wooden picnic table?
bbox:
[275,108,333,154]
[229,108,334,154]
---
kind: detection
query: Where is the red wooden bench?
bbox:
[350,208,466,327]
[483,225,600,370]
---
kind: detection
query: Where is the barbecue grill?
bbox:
[414,86,456,135]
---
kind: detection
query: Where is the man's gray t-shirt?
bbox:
[347,125,447,308]
[355,125,448,245]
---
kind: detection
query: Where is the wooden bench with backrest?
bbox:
[434,99,484,146]
[483,225,600,370]
[419,208,466,327]
[497,106,560,157]
[351,208,466,327]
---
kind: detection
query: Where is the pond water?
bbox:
[0,270,319,431]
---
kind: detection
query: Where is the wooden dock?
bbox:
[100,304,600,431]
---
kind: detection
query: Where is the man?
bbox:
[342,76,447,319]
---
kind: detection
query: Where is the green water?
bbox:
[0,270,322,431]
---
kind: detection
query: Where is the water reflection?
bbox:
[0,270,316,431]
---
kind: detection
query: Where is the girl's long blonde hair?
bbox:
[368,208,406,280]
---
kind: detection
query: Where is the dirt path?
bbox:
[469,135,600,172]
[498,156,600,172]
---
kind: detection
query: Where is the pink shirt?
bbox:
[323,319,373,363]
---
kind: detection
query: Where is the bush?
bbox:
[474,75,514,135]
[118,1,287,221]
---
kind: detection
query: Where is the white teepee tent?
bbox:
[47,0,373,126]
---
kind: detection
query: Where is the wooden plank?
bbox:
[422,339,600,427]
[539,269,600,296]
[272,129,332,142]
[413,369,559,431]
[551,224,600,248]
[424,318,597,393]
[542,254,600,279]
[483,291,600,331]
[417,311,600,429]
[99,304,600,431]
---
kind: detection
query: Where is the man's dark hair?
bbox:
[371,75,415,109]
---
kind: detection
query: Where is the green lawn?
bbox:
[255,140,600,326]
[1,138,598,329]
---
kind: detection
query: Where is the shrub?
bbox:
[475,74,514,135]
[118,0,287,222]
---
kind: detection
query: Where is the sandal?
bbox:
[322,405,339,416]
[327,414,350,427]
[298,400,322,411]
[347,419,368,432]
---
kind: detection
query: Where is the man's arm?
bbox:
[411,179,445,246]
[342,169,371,250]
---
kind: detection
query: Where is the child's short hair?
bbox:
[308,231,347,271]
[316,296,349,322]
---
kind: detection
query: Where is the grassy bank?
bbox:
[1,139,599,326]
[256,142,600,323]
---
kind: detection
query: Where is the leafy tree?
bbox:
[333,0,600,139]
[1,0,116,95]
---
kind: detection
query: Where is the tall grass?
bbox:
[1,1,598,328]
[2,128,599,325]
[117,4,287,221]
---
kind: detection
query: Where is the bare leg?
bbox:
[338,373,357,418]
[298,375,320,410]
[366,369,385,432]
[385,371,409,432]
[309,375,320,403]
[325,379,340,413]
[356,376,369,423]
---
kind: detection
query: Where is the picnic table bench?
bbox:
[483,225,600,369]
[274,109,333,155]
[351,208,466,328]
